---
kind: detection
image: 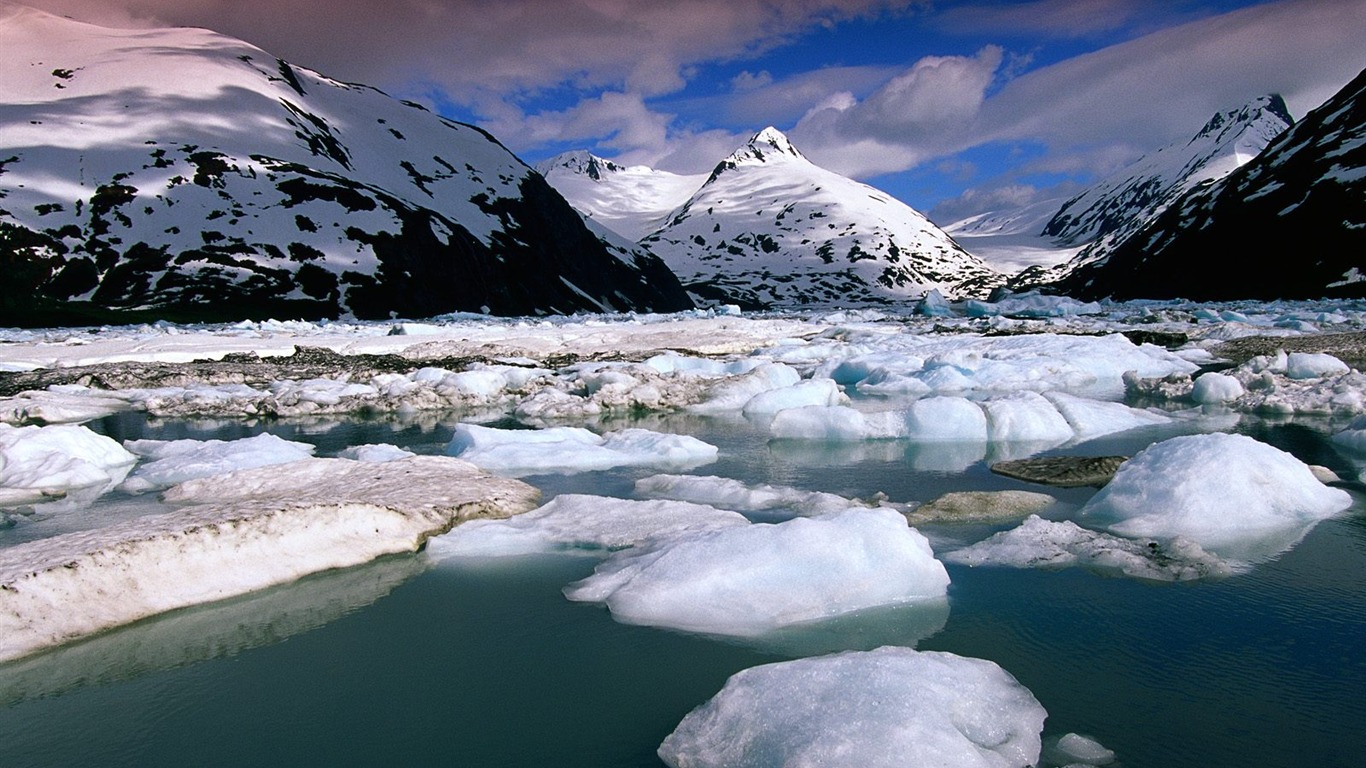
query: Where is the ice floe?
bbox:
[446,423,718,476]
[658,647,1047,768]
[426,494,748,558]
[120,433,317,494]
[0,456,539,662]
[1080,433,1353,558]
[945,515,1233,581]
[563,508,948,638]
[634,474,868,519]
[0,423,136,508]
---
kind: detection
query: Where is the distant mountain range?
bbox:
[1054,66,1366,301]
[543,128,1002,308]
[0,5,692,325]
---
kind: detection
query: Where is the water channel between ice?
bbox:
[1,406,1364,768]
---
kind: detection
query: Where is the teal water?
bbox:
[2,412,1365,767]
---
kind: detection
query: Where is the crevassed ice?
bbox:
[563,508,949,637]
[658,646,1046,768]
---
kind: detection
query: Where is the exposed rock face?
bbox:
[0,6,692,326]
[1055,68,1366,301]
[990,456,1129,488]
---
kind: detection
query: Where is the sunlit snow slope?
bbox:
[0,5,692,324]
[534,151,706,242]
[550,128,1003,308]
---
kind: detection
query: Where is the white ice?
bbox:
[945,515,1234,581]
[336,443,415,462]
[120,433,317,494]
[634,474,869,519]
[1285,352,1350,379]
[426,494,749,558]
[0,456,540,662]
[658,646,1046,768]
[770,392,1168,445]
[563,508,949,637]
[447,423,718,476]
[0,424,136,508]
[1191,371,1245,404]
[1080,433,1352,557]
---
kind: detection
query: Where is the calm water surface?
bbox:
[2,411,1364,767]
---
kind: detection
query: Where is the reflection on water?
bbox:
[1,410,1364,768]
[0,555,426,707]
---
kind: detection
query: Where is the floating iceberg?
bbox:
[0,423,136,508]
[658,647,1046,768]
[426,494,748,558]
[1080,433,1352,557]
[564,508,948,637]
[0,456,539,663]
[945,515,1233,581]
[446,423,718,476]
[634,474,865,519]
[120,433,317,494]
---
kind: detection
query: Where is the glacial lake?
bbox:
[2,409,1365,767]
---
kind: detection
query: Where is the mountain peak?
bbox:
[535,150,624,182]
[1190,94,1294,146]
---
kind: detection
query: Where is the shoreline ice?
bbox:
[0,456,539,663]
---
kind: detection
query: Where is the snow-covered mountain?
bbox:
[0,5,691,325]
[625,128,1001,308]
[534,151,706,241]
[1055,67,1366,301]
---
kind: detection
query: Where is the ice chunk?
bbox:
[0,386,130,426]
[427,494,749,558]
[769,405,907,440]
[1080,433,1352,556]
[564,508,949,637]
[120,433,316,494]
[336,443,415,462]
[634,474,865,519]
[1331,415,1366,452]
[658,647,1046,768]
[904,396,989,441]
[945,515,1233,581]
[689,363,802,413]
[1285,352,1350,379]
[1048,732,1117,766]
[0,424,136,507]
[1043,391,1170,440]
[982,392,1074,443]
[446,423,717,476]
[914,288,954,317]
[1191,372,1245,404]
[740,378,844,416]
[0,456,540,663]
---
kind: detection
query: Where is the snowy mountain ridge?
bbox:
[0,4,691,324]
[1035,94,1294,277]
[534,151,706,242]
[1054,66,1366,301]
[547,127,1003,308]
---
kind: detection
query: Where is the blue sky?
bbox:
[29,0,1366,222]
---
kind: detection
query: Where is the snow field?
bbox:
[0,456,541,662]
[657,646,1047,768]
[563,508,949,637]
